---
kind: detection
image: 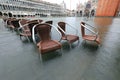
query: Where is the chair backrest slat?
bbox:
[81,22,85,37]
[36,23,51,41]
[58,22,66,37]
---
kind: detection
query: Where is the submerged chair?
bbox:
[11,19,21,31]
[3,18,12,27]
[6,18,16,31]
[27,19,43,33]
[18,19,42,41]
[80,22,100,44]
[32,20,53,43]
[57,22,79,48]
[28,20,42,42]
[18,19,31,42]
[19,19,29,28]
[32,23,62,62]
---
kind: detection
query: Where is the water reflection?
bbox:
[94,17,113,43]
[94,17,113,26]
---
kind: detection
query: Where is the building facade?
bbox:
[0,0,67,17]
[76,3,84,16]
[60,1,67,16]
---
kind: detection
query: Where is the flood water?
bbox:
[0,17,120,80]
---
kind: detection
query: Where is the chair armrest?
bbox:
[84,22,99,34]
[94,34,98,41]
[32,25,37,44]
[57,24,67,35]
[81,24,98,35]
[18,23,28,29]
[66,22,78,35]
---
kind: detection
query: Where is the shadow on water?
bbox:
[62,42,71,50]
[61,41,78,51]
[81,40,99,51]
[42,51,62,62]
[94,17,113,26]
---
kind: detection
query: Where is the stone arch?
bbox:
[8,12,12,17]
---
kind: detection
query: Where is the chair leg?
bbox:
[26,36,30,42]
[69,43,72,49]
[38,52,43,63]
[59,38,62,42]
[84,40,86,44]
[98,43,102,47]
[20,35,22,40]
[16,29,20,35]
[11,28,14,32]
[76,40,80,48]
[77,40,80,46]
[59,48,63,56]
